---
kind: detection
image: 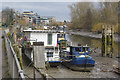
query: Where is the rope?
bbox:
[23,61,33,72]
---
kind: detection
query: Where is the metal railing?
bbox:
[4,31,25,79]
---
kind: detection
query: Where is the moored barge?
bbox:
[61,45,95,71]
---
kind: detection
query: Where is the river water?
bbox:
[22,34,120,79]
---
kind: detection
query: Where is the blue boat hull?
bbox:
[61,46,95,71]
[63,63,94,71]
[62,58,95,71]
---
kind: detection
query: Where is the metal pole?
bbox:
[33,46,35,80]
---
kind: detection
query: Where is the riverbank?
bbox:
[67,30,120,42]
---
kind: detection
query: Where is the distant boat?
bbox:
[61,45,95,71]
[113,67,120,75]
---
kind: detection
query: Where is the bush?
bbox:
[114,24,119,33]
[91,23,106,32]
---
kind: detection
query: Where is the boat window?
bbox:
[45,48,53,50]
[85,47,89,52]
[58,34,64,38]
[75,47,81,52]
[55,48,58,53]
[48,34,52,45]
[83,47,85,52]
[47,52,53,57]
[83,47,88,52]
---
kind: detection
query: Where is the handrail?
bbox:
[8,38,25,79]
[4,30,25,79]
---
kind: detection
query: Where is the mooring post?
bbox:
[102,25,104,56]
[33,42,46,79]
[110,25,114,57]
[102,25,114,57]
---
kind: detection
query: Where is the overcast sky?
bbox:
[2,2,73,22]
[1,0,119,22]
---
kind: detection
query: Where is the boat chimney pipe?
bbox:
[78,44,81,46]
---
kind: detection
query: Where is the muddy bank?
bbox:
[67,30,120,42]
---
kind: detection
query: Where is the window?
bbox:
[48,34,52,45]
[85,47,88,52]
[47,52,53,57]
[75,47,81,52]
[58,34,64,38]
[83,47,88,52]
[55,48,58,53]
[83,47,85,52]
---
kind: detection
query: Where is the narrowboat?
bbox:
[61,45,95,71]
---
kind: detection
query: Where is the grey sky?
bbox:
[2,0,119,2]
[2,2,73,22]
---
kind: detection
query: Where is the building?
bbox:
[22,11,35,25]
[35,13,41,25]
[22,11,41,25]
[40,16,56,25]
[22,11,35,17]
[40,18,50,25]
[33,15,40,25]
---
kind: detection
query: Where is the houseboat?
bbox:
[61,45,95,71]
[23,30,65,67]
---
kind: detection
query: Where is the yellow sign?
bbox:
[58,38,64,41]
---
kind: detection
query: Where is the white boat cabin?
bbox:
[23,30,61,63]
[23,30,59,46]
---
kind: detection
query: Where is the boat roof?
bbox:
[23,30,63,33]
[70,45,89,48]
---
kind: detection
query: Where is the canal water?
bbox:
[22,34,120,79]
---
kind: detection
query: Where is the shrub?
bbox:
[92,23,106,32]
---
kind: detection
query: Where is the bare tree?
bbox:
[69,2,118,32]
[2,7,14,27]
